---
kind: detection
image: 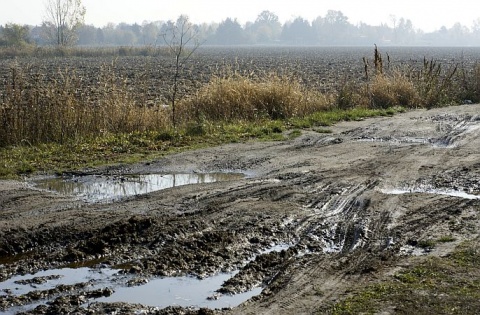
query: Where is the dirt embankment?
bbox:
[1,104,480,314]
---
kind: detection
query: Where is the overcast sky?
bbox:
[2,0,479,32]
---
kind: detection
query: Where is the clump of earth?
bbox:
[1,104,480,314]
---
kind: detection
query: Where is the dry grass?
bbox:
[368,72,421,109]
[178,71,332,123]
[1,46,480,150]
[459,62,480,103]
[0,62,170,147]
[0,46,168,59]
[338,47,473,110]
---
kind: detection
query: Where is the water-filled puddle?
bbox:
[0,243,292,313]
[381,188,480,200]
[0,267,118,297]
[32,173,244,203]
[96,272,262,309]
[0,267,261,314]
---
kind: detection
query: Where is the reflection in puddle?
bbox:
[381,188,480,200]
[0,244,295,312]
[0,267,261,313]
[32,173,244,203]
[0,244,293,314]
[259,244,292,255]
[96,273,262,309]
[0,267,117,297]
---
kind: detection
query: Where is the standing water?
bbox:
[31,173,244,203]
[0,242,292,313]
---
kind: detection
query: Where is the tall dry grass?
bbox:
[368,72,421,108]
[2,46,480,149]
[0,62,169,147]
[177,71,333,123]
[338,47,472,109]
[459,62,480,103]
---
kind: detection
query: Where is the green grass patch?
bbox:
[323,240,480,314]
[314,128,333,134]
[288,107,404,129]
[437,235,457,243]
[0,106,402,178]
[0,120,287,178]
[417,239,437,249]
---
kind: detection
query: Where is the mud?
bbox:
[1,104,480,314]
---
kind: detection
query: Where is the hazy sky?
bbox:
[2,0,479,32]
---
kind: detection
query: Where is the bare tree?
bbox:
[162,15,201,129]
[43,0,86,46]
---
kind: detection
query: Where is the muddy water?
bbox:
[0,244,292,313]
[32,173,244,203]
[381,187,480,200]
[0,267,261,313]
[96,272,262,309]
[0,267,118,296]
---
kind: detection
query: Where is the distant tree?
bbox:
[281,17,314,44]
[395,18,415,44]
[251,10,281,43]
[314,10,352,44]
[214,18,246,45]
[1,23,31,47]
[42,0,86,46]
[115,23,138,45]
[77,24,99,45]
[473,18,480,43]
[448,23,470,45]
[96,28,105,44]
[101,23,116,45]
[325,10,349,26]
[195,22,217,44]
[141,21,160,45]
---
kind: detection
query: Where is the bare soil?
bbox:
[1,104,480,314]
[2,46,478,105]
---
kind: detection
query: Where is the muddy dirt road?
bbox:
[1,104,480,314]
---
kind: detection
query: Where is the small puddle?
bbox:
[381,188,480,200]
[357,136,430,145]
[259,244,292,254]
[31,173,244,203]
[96,273,262,309]
[0,244,295,313]
[0,267,261,313]
[0,267,118,297]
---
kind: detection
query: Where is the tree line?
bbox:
[2,9,480,47]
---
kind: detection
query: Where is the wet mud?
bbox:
[1,104,480,314]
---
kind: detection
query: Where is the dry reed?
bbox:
[178,71,332,123]
[2,46,480,149]
[0,62,169,147]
